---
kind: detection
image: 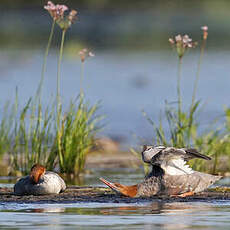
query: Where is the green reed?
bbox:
[48,95,102,175]
[6,92,54,174]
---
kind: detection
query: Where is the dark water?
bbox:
[1,50,229,147]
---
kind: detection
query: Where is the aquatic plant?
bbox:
[9,96,54,174]
[139,26,220,173]
[141,26,230,174]
[144,33,198,148]
[0,2,102,176]
[44,2,100,176]
[47,96,102,175]
[168,34,197,135]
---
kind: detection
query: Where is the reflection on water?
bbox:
[0,201,230,229]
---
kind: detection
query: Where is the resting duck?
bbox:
[100,145,222,197]
[14,164,66,195]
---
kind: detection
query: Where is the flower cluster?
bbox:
[44,1,78,31]
[201,26,208,40]
[169,34,197,58]
[44,1,68,21]
[79,49,95,63]
[56,9,78,31]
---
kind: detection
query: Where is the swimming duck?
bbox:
[100,145,221,197]
[14,164,66,195]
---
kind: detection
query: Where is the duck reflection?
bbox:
[99,201,213,215]
[25,207,66,213]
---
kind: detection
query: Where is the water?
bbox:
[1,50,230,147]
[1,199,230,229]
[1,169,230,229]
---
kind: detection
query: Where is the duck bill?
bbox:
[99,177,121,193]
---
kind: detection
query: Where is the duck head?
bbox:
[100,177,138,198]
[142,145,165,163]
[30,164,46,184]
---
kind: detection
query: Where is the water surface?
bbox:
[1,201,230,229]
[1,50,229,147]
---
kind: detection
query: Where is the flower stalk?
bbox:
[78,48,95,95]
[191,26,208,108]
[177,56,183,126]
[36,19,55,100]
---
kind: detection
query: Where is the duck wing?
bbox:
[182,148,211,161]
[150,147,211,175]
[158,147,211,162]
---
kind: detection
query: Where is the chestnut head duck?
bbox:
[14,164,66,195]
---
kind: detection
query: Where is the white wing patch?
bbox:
[161,158,194,175]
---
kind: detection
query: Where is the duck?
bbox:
[14,164,66,195]
[100,145,222,198]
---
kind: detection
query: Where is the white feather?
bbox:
[161,158,193,175]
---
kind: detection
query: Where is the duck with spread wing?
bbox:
[100,145,221,197]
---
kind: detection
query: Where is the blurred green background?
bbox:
[1,0,230,50]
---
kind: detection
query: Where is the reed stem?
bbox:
[36,19,55,100]
[191,39,206,108]
[80,61,84,95]
[56,29,66,168]
[177,57,183,127]
[57,29,66,111]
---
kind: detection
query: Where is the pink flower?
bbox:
[175,35,182,42]
[56,4,68,18]
[169,34,197,58]
[56,9,78,31]
[201,26,208,31]
[68,10,78,24]
[79,49,95,62]
[168,38,175,45]
[44,1,68,21]
[88,52,95,57]
[201,25,208,40]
